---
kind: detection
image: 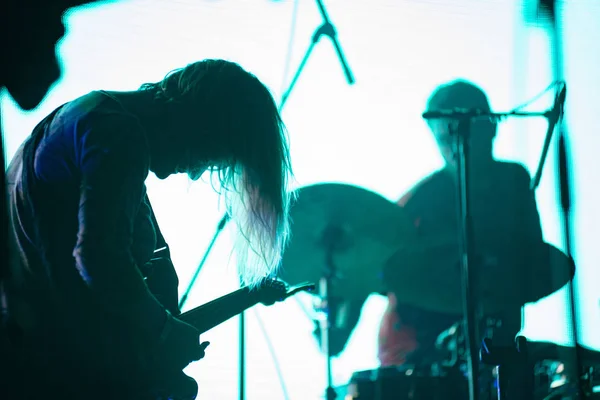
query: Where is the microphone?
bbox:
[218,213,230,230]
[422,108,490,120]
[548,83,567,123]
[315,0,355,85]
[531,82,567,190]
[523,0,556,25]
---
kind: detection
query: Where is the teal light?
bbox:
[1,0,598,398]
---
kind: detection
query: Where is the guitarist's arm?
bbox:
[74,121,169,337]
[143,194,181,315]
[75,123,205,385]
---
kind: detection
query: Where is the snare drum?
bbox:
[345,364,467,400]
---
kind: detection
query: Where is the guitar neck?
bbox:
[178,286,260,334]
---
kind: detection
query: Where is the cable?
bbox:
[252,307,291,400]
[280,0,300,99]
[509,80,563,113]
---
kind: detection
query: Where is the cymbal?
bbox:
[279,183,418,300]
[383,238,575,314]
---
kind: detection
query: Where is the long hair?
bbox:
[140,60,293,288]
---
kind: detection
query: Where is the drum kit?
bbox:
[278,182,600,400]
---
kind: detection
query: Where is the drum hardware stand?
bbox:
[278,0,354,112]
[317,224,348,400]
[481,336,535,400]
[435,322,462,368]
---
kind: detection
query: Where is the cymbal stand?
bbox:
[318,225,344,400]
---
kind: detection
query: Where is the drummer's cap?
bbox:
[425,79,492,114]
[424,80,496,139]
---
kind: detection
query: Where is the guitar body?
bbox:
[141,261,314,399]
[142,257,197,399]
[143,256,181,316]
[140,371,198,400]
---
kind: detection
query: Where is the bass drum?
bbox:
[345,364,469,400]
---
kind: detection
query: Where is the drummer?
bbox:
[315,80,550,367]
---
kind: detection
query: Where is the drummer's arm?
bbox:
[512,163,546,240]
[312,297,367,356]
[518,166,559,296]
[524,205,544,247]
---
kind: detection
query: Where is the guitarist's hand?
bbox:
[156,315,209,370]
[144,315,210,399]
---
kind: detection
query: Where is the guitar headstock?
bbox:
[257,279,315,306]
[257,279,288,306]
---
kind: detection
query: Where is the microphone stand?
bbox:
[239,281,246,400]
[178,213,229,311]
[450,115,480,400]
[542,1,584,397]
[523,0,583,395]
[177,214,251,400]
[530,84,566,191]
[279,0,354,112]
[422,106,562,400]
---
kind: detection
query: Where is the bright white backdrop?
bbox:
[2,0,599,398]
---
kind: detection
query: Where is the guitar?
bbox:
[143,276,315,400]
